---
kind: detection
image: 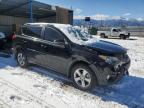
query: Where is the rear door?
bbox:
[40,26,71,74]
[21,25,44,65]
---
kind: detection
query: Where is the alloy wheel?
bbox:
[17,53,26,66]
[74,68,92,88]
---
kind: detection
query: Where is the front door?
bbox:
[40,27,71,74]
[111,29,119,37]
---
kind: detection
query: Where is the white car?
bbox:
[0,32,5,39]
[97,28,130,39]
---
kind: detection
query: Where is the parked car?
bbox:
[5,33,15,50]
[0,32,6,50]
[13,23,131,91]
[6,33,14,42]
[98,28,130,39]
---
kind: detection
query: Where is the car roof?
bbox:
[24,23,71,28]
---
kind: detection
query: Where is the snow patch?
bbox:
[0,36,144,108]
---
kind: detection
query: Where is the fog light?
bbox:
[107,75,110,80]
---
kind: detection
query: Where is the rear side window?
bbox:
[22,26,42,38]
[44,27,64,42]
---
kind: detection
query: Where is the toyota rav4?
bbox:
[13,23,130,91]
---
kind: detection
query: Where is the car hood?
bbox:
[87,40,127,55]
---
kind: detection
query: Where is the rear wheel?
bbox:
[120,35,126,40]
[127,33,130,38]
[16,50,28,68]
[71,64,96,91]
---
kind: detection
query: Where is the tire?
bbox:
[16,50,28,68]
[71,64,97,91]
[100,34,106,38]
[120,35,126,40]
[128,33,130,38]
[120,35,123,39]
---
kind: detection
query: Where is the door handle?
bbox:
[23,40,28,43]
[41,44,47,48]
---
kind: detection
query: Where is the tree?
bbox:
[88,27,98,35]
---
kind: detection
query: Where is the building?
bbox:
[0,0,73,35]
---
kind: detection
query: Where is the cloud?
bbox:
[75,8,82,15]
[74,15,84,19]
[123,13,131,16]
[111,16,121,20]
[91,14,110,20]
[137,17,144,21]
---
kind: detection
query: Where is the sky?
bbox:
[36,0,144,21]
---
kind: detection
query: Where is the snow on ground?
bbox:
[0,36,144,108]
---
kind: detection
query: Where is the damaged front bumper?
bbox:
[90,59,130,85]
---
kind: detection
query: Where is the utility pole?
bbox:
[100,17,102,27]
[29,0,33,23]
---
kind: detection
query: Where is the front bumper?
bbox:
[90,59,130,85]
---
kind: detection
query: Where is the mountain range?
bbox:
[73,19,144,27]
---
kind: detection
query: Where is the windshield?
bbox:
[54,25,98,45]
[67,27,93,41]
[117,29,121,32]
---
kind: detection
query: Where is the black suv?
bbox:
[13,23,130,91]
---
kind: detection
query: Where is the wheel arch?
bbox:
[67,61,89,78]
[100,33,105,36]
[13,43,24,58]
[67,60,97,80]
[119,34,125,37]
[119,34,127,39]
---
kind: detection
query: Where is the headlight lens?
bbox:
[99,55,119,65]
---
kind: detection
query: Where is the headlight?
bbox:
[99,55,119,65]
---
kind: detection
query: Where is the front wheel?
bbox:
[71,64,97,91]
[16,50,28,68]
[100,34,106,38]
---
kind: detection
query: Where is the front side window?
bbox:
[22,26,42,38]
[113,29,117,32]
[44,27,64,42]
[113,29,121,32]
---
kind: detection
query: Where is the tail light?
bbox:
[12,34,16,40]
